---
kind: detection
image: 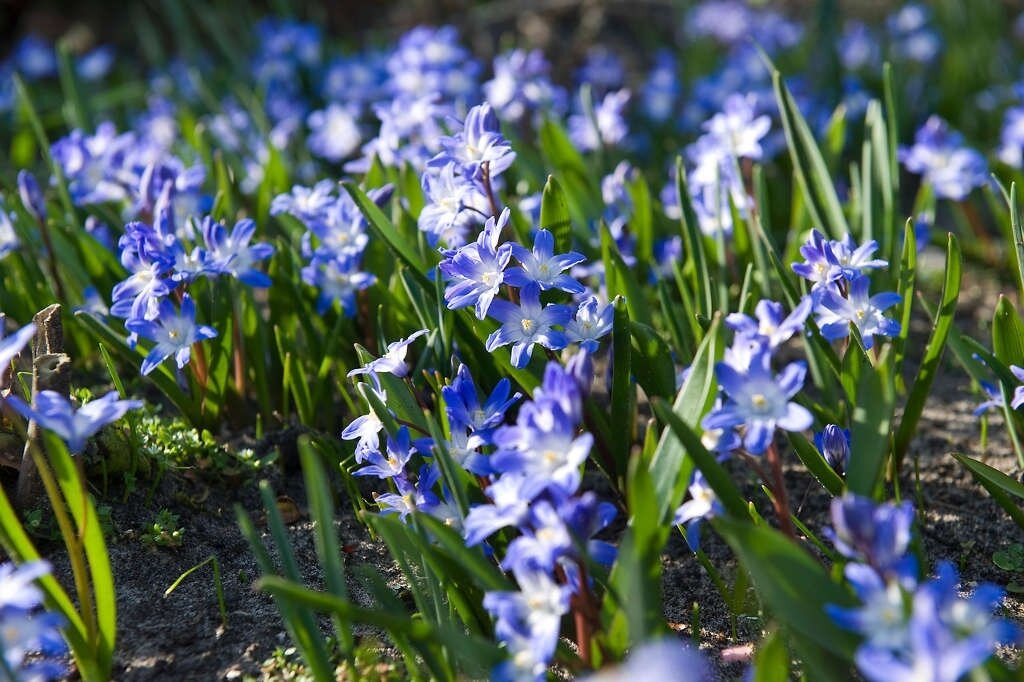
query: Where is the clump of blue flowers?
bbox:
[0,561,68,680]
[825,495,1019,681]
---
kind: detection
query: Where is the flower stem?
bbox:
[765,440,796,540]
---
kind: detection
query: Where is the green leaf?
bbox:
[647,316,723,523]
[298,437,354,655]
[629,321,676,401]
[713,517,860,658]
[892,219,917,383]
[788,432,844,497]
[952,453,1024,530]
[753,628,790,682]
[675,157,713,321]
[846,347,895,498]
[343,182,431,284]
[1006,182,1024,302]
[627,171,654,273]
[609,297,636,480]
[43,433,116,678]
[0,479,89,664]
[893,233,961,468]
[603,446,669,654]
[600,223,653,327]
[539,175,572,254]
[770,69,850,238]
[652,396,747,519]
[993,295,1024,368]
[539,116,589,181]
[56,41,92,130]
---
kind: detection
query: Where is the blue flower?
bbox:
[575,47,624,94]
[0,561,68,680]
[702,93,771,161]
[439,208,514,319]
[702,344,813,454]
[4,390,142,454]
[353,427,416,481]
[815,424,851,475]
[899,116,988,201]
[852,563,1017,682]
[1010,365,1024,410]
[306,103,361,162]
[504,229,585,294]
[565,297,614,352]
[200,217,275,287]
[418,163,486,247]
[270,180,337,225]
[17,170,47,221]
[792,229,844,288]
[483,568,571,682]
[485,285,571,369]
[500,501,572,574]
[0,203,18,259]
[725,297,812,352]
[640,50,680,123]
[301,254,376,316]
[578,639,713,682]
[974,381,1005,416]
[376,464,441,520]
[463,474,532,546]
[76,46,115,81]
[568,89,631,152]
[0,323,37,377]
[673,471,722,551]
[429,103,516,180]
[348,330,429,379]
[491,393,591,499]
[826,494,914,575]
[125,294,218,375]
[816,275,901,349]
[442,364,521,440]
[484,49,565,124]
[827,562,911,651]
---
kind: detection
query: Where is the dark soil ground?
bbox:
[21,256,1024,681]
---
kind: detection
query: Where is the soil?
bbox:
[20,259,1024,681]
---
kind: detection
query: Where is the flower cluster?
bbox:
[272,181,389,315]
[792,229,900,349]
[418,102,516,246]
[663,93,772,237]
[109,211,273,375]
[825,495,1018,681]
[0,561,67,680]
[439,205,607,369]
[465,361,616,681]
[484,49,566,125]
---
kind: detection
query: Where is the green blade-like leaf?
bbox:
[343,181,431,283]
[298,437,353,655]
[788,432,844,496]
[539,175,572,254]
[894,233,961,468]
[846,348,895,498]
[647,315,723,523]
[652,396,747,519]
[43,433,116,677]
[609,297,635,480]
[770,69,850,238]
[952,453,1024,530]
[629,321,676,402]
[713,517,860,658]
